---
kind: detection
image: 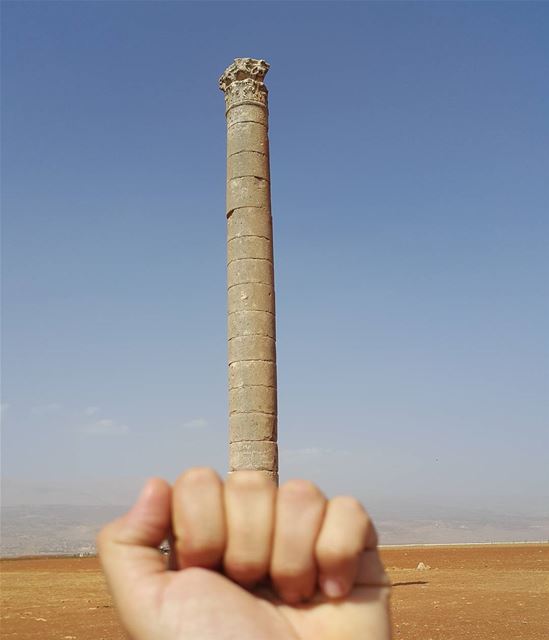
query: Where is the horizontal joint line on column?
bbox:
[228,334,275,344]
[227,235,271,244]
[228,120,267,129]
[231,437,276,443]
[228,310,275,319]
[228,334,276,342]
[227,256,273,266]
[228,174,270,182]
[228,205,271,212]
[228,175,269,184]
[229,359,276,365]
[230,466,277,473]
[226,101,267,116]
[229,357,276,365]
[226,206,271,219]
[230,383,276,390]
[227,282,274,292]
[228,149,268,159]
[229,410,277,416]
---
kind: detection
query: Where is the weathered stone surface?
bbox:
[227,207,272,240]
[229,413,277,441]
[227,103,268,128]
[228,335,276,365]
[227,176,270,211]
[228,310,276,340]
[230,440,278,472]
[219,58,269,113]
[229,385,277,416]
[228,236,272,263]
[219,58,269,91]
[227,150,270,181]
[227,122,269,156]
[221,58,278,483]
[229,360,276,389]
[227,257,273,287]
[228,282,275,315]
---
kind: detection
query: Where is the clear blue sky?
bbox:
[2,2,548,515]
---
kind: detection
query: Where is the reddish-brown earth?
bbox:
[1,544,547,639]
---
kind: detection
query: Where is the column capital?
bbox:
[219,58,270,112]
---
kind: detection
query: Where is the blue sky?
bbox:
[2,1,548,517]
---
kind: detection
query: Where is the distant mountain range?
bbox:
[1,504,547,557]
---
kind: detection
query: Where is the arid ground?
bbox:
[1,544,547,639]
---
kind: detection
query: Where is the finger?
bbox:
[355,549,392,587]
[97,478,171,602]
[315,496,376,599]
[223,470,276,586]
[172,467,226,569]
[270,479,326,603]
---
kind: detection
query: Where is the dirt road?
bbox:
[1,544,547,639]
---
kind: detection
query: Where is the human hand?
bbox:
[98,468,392,640]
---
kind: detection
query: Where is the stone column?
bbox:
[219,58,278,484]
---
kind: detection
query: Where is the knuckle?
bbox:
[176,466,219,488]
[280,479,323,500]
[332,495,367,515]
[332,496,372,535]
[355,512,372,538]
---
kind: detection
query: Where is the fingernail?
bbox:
[320,576,346,599]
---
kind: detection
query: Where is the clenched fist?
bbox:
[98,468,392,640]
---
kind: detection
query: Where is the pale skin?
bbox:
[98,468,392,640]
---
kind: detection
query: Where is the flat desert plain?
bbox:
[1,544,547,639]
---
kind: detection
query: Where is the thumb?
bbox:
[98,477,172,603]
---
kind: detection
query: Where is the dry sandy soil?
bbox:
[1,544,547,639]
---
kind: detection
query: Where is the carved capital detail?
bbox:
[219,58,269,111]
